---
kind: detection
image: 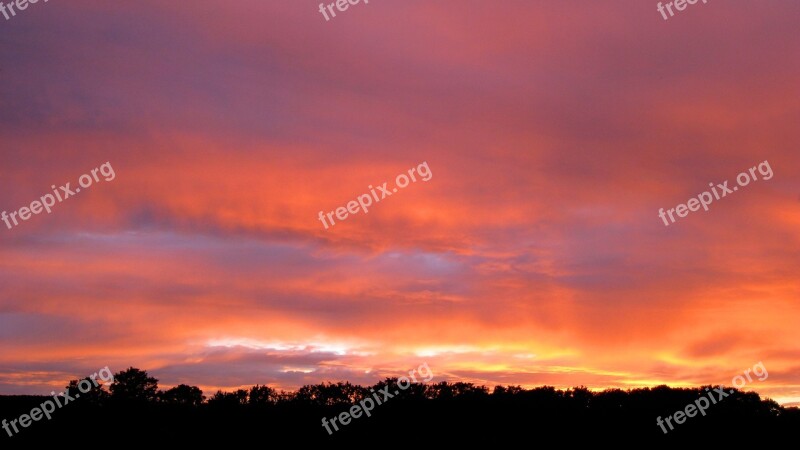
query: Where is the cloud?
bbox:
[0,0,798,404]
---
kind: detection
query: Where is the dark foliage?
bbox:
[0,368,796,446]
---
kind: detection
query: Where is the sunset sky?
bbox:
[0,1,798,405]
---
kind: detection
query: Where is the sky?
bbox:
[0,0,798,405]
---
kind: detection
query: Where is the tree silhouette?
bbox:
[208,389,248,407]
[567,385,592,409]
[248,385,278,405]
[66,377,109,405]
[2,366,798,445]
[293,382,366,406]
[159,384,204,406]
[109,367,159,402]
[492,385,524,397]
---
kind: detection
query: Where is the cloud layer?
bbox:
[0,0,798,404]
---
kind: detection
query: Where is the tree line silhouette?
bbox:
[0,367,796,445]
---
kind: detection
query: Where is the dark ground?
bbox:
[0,379,796,446]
